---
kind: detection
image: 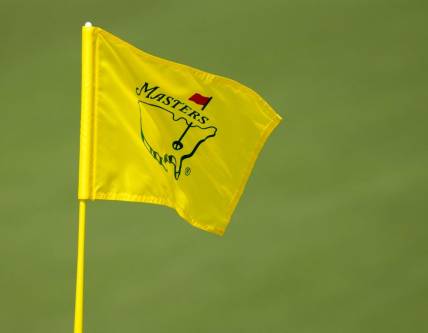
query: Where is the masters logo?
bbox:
[136,82,218,180]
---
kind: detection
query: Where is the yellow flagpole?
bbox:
[74,21,93,333]
[74,200,87,333]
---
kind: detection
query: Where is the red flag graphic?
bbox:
[189,93,212,110]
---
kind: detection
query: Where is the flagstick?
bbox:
[74,200,87,333]
[74,21,93,333]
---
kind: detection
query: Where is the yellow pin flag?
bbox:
[78,24,281,235]
[74,21,281,333]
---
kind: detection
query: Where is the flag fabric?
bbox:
[78,25,282,235]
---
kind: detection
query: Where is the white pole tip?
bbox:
[84,22,93,27]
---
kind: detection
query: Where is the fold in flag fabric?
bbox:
[78,25,282,235]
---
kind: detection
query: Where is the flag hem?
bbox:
[78,26,96,200]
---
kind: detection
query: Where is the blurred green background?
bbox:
[1,0,427,332]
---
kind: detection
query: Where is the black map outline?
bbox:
[138,100,218,179]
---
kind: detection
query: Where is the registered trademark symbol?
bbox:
[185,167,191,176]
